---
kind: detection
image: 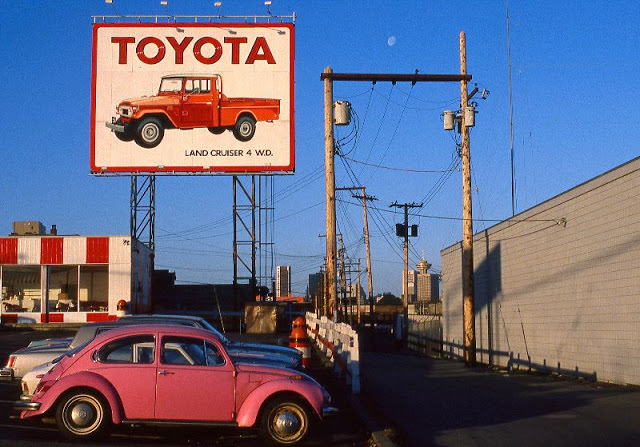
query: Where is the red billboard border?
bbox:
[90,22,295,175]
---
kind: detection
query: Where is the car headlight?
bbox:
[118,106,137,117]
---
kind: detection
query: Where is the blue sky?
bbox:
[1,1,638,297]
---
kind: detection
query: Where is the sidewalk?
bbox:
[356,333,640,447]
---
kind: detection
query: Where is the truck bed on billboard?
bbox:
[91,23,294,174]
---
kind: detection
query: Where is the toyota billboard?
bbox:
[91,23,294,174]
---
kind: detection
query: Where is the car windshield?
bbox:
[159,78,182,93]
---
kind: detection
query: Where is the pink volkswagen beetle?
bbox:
[16,324,336,445]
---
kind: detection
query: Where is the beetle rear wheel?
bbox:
[260,398,310,445]
[56,391,110,441]
[135,117,165,148]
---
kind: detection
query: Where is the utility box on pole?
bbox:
[333,100,351,125]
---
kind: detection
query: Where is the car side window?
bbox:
[206,342,225,366]
[161,336,222,367]
[185,79,210,94]
[97,335,155,364]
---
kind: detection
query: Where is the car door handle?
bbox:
[158,370,174,375]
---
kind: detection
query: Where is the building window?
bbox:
[1,266,42,312]
[1,264,109,314]
[79,265,108,312]
[48,266,79,312]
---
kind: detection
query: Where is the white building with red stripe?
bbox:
[0,235,152,324]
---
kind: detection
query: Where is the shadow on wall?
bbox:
[474,232,502,366]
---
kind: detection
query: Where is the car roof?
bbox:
[91,323,217,344]
[120,314,201,322]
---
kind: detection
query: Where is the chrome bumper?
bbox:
[105,120,125,133]
[0,367,14,381]
[14,400,40,411]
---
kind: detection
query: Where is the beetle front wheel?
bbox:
[260,398,310,445]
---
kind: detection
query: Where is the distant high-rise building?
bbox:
[416,259,439,302]
[276,265,291,297]
[308,272,323,302]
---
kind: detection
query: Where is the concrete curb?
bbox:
[348,393,399,447]
[311,343,399,447]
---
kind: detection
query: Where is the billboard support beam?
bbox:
[233,176,258,309]
[130,174,156,252]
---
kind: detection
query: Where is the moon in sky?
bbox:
[387,36,396,47]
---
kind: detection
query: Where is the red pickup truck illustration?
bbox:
[106,74,280,148]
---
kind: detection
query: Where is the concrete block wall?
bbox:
[441,157,640,385]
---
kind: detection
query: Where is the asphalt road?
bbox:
[0,327,370,447]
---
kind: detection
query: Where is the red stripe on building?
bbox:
[41,238,64,264]
[86,237,109,263]
[86,312,112,322]
[47,313,65,323]
[0,314,18,324]
[0,238,18,264]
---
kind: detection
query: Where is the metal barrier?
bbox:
[305,312,360,394]
[396,314,443,358]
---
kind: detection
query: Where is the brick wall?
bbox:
[441,157,640,385]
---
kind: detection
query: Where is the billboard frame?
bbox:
[90,21,295,176]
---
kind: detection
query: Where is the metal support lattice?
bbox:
[232,176,275,301]
[130,175,156,251]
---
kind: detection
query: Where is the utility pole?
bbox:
[338,233,347,323]
[321,258,328,317]
[321,51,471,324]
[460,31,476,366]
[353,187,376,327]
[338,185,377,325]
[324,67,338,320]
[390,201,422,343]
[356,258,362,325]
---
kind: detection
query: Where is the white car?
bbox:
[20,361,53,399]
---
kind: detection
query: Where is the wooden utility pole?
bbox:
[338,234,347,322]
[354,187,376,325]
[356,258,362,325]
[321,46,472,325]
[460,31,476,366]
[339,186,376,324]
[391,201,422,342]
[324,66,338,320]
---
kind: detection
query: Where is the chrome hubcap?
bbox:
[239,122,251,136]
[142,124,159,142]
[70,402,95,427]
[273,408,302,438]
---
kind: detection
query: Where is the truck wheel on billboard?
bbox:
[233,115,256,142]
[135,117,165,149]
